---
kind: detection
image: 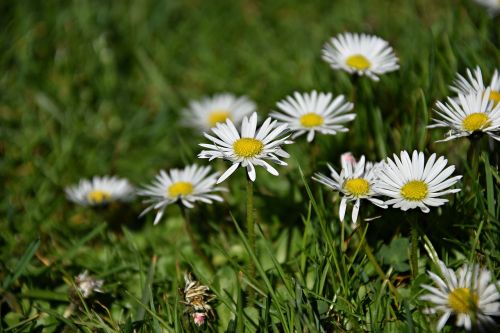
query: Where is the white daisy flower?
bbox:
[270,91,355,142]
[429,88,500,142]
[420,260,500,331]
[473,0,500,16]
[312,153,387,224]
[138,164,225,225]
[373,151,462,213]
[450,66,500,105]
[321,32,399,81]
[65,176,135,207]
[198,112,292,183]
[182,93,256,131]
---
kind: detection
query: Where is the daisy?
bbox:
[420,260,500,331]
[321,32,399,81]
[473,0,500,16]
[182,93,256,131]
[429,88,500,142]
[198,112,292,183]
[270,91,355,142]
[450,67,500,105]
[312,153,387,224]
[373,150,462,213]
[65,176,135,207]
[138,164,225,225]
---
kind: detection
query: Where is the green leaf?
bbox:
[378,238,410,272]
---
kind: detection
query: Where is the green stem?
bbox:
[358,224,399,300]
[178,204,214,274]
[409,216,419,279]
[468,136,482,187]
[246,175,257,303]
[246,176,256,282]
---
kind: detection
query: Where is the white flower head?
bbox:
[182,93,256,131]
[270,90,355,142]
[420,260,500,331]
[450,67,500,104]
[138,165,225,225]
[374,151,462,213]
[65,176,135,207]
[75,270,104,298]
[198,112,292,183]
[312,154,387,224]
[429,88,500,142]
[321,32,399,81]
[473,0,500,16]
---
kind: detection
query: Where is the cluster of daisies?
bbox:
[64,30,500,331]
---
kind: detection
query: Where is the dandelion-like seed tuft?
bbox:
[180,272,216,327]
[344,178,370,196]
[400,180,428,201]
[346,54,371,70]
[299,113,324,128]
[208,109,231,127]
[87,190,111,204]
[462,113,492,132]
[233,138,264,158]
[168,182,194,198]
[448,288,479,314]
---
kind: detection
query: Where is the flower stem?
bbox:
[468,136,482,186]
[246,176,256,282]
[178,204,214,274]
[409,216,419,279]
[245,175,257,303]
[358,224,399,300]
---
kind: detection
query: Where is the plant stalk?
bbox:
[246,175,256,282]
[409,216,419,279]
[178,204,214,273]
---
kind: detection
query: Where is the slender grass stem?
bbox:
[178,204,214,274]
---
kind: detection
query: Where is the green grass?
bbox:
[1,0,500,331]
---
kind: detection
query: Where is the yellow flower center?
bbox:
[87,190,111,204]
[448,288,479,314]
[233,138,264,158]
[300,113,324,128]
[168,181,193,197]
[489,90,500,105]
[344,178,370,196]
[462,113,491,132]
[208,109,231,127]
[400,180,428,201]
[346,54,371,70]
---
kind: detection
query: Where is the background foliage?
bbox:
[1,0,500,331]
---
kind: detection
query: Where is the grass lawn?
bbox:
[1,0,500,331]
